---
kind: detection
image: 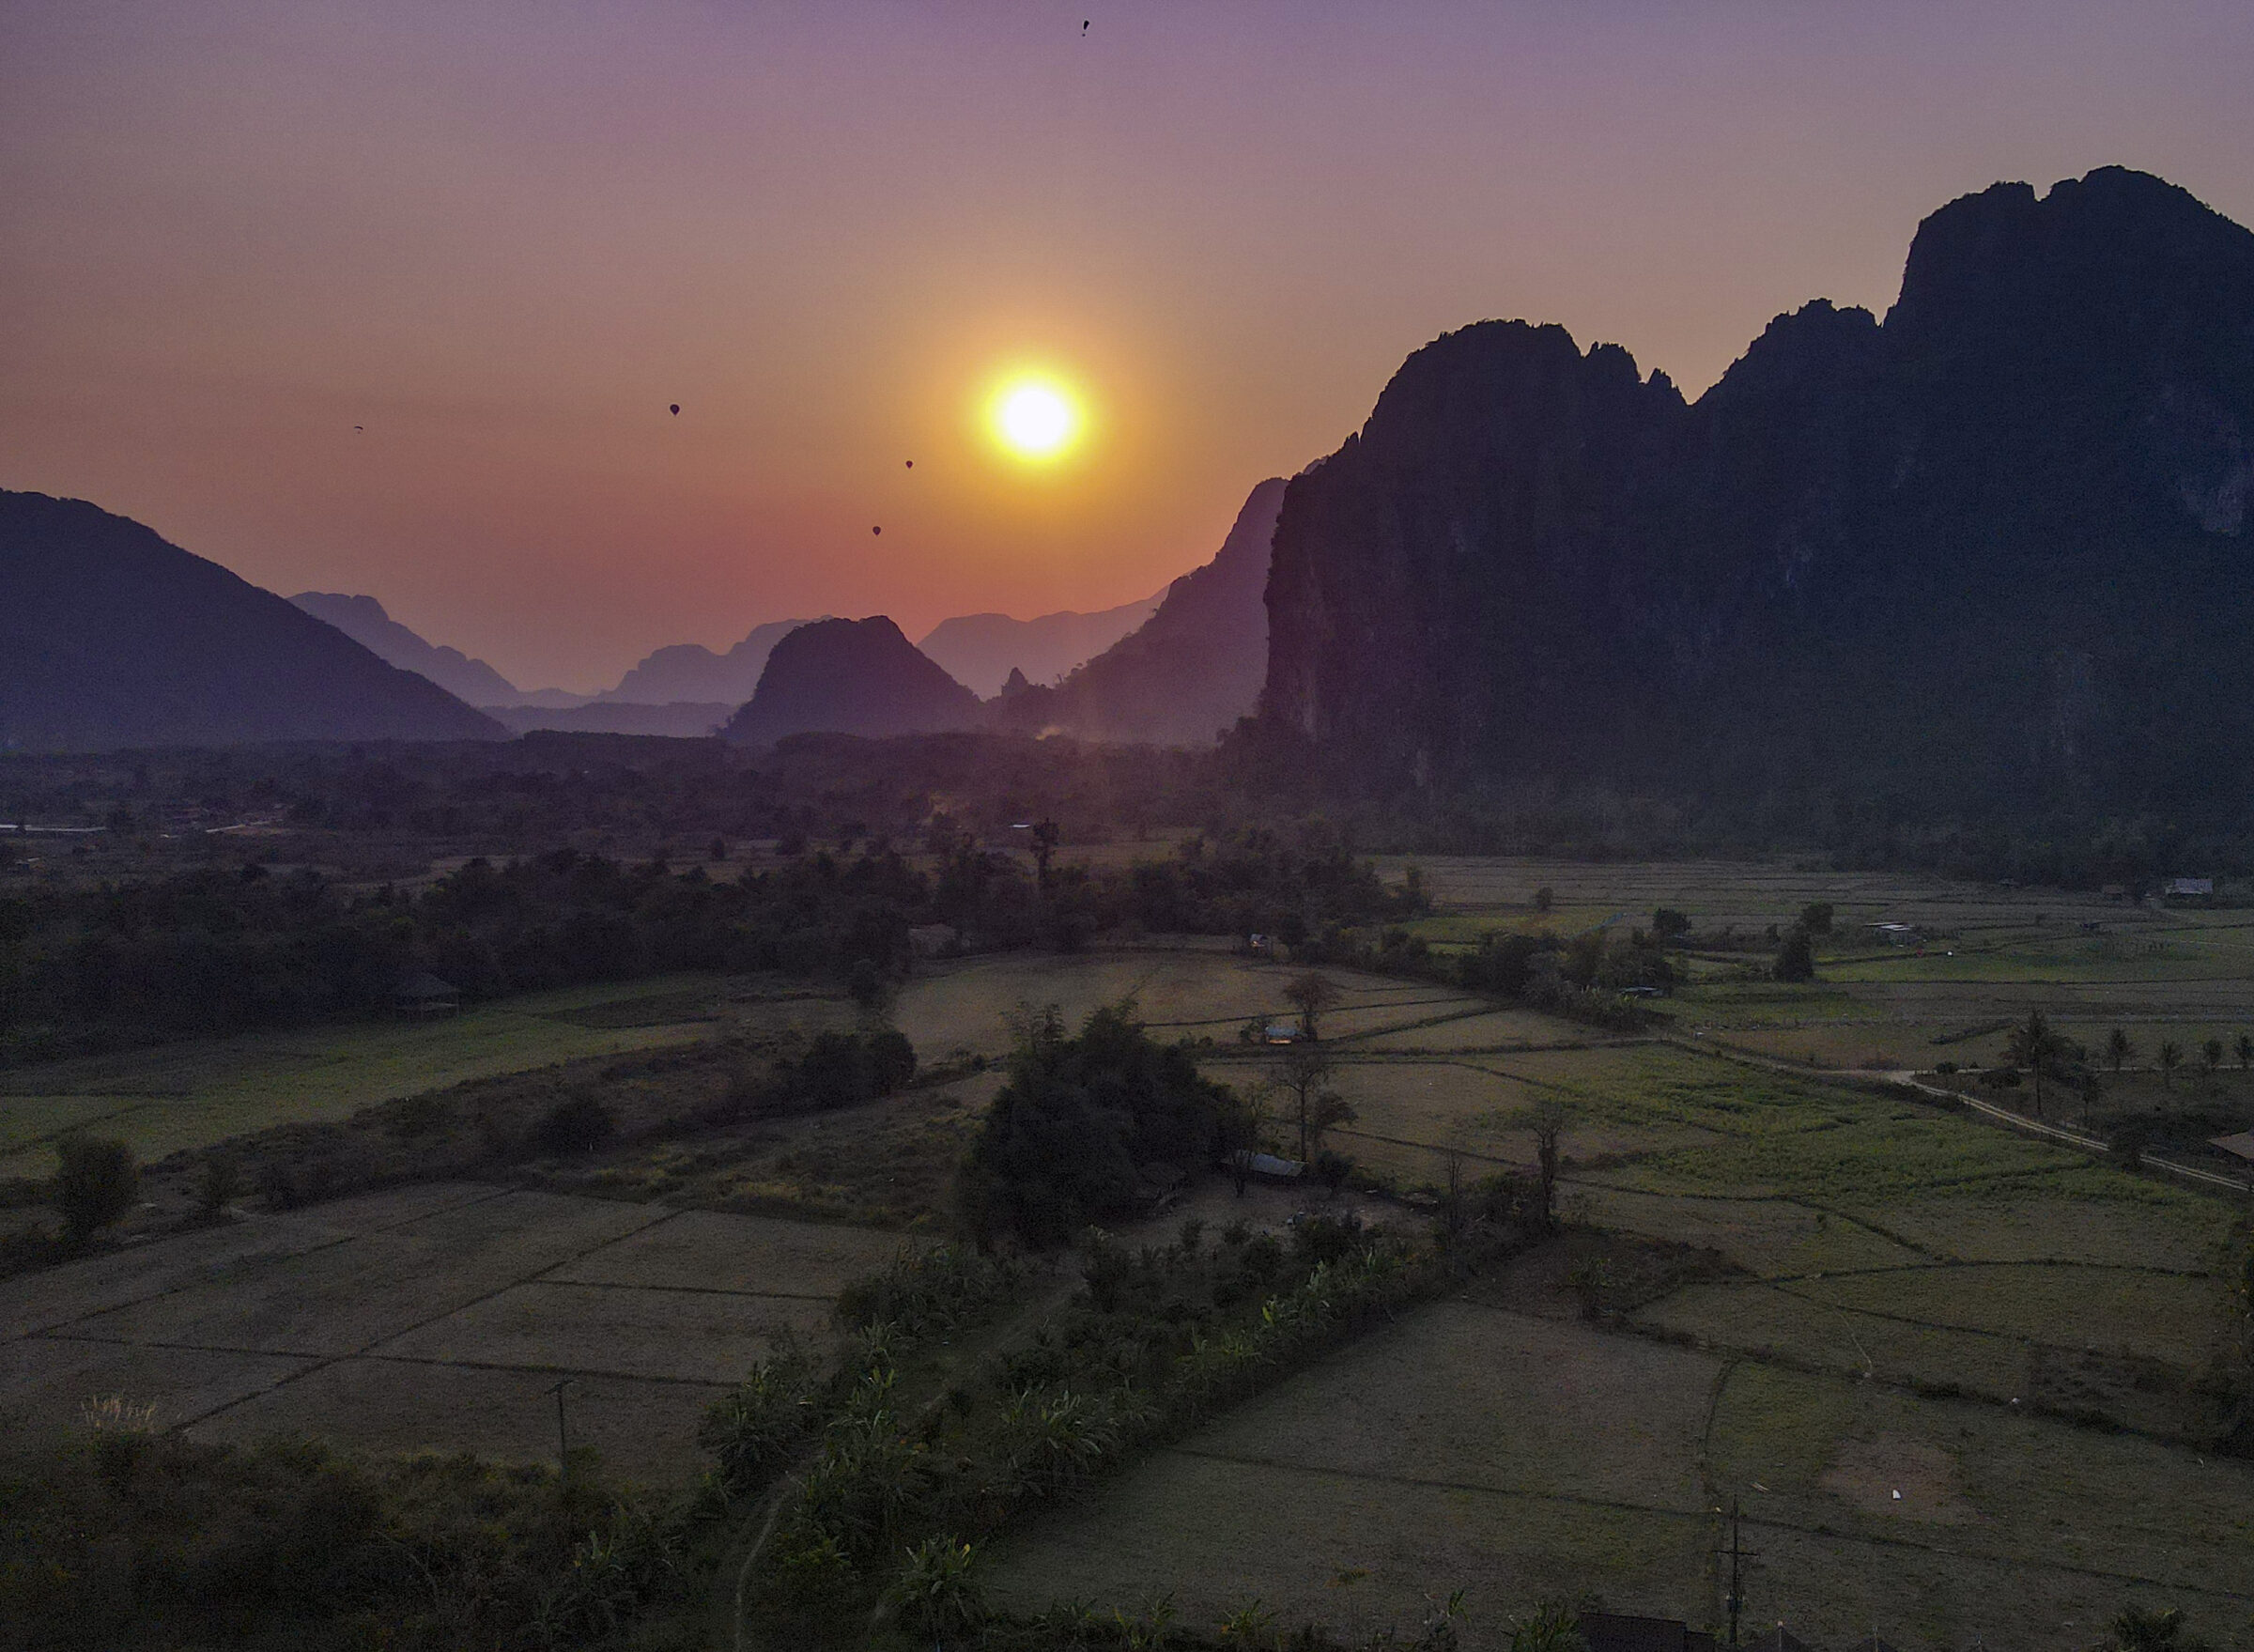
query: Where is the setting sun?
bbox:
[992,378,1079,459]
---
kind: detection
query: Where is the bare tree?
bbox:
[2005,1009,2069,1119]
[1504,1097,1570,1232]
[1439,1147,1467,1240]
[1305,1089,1358,1161]
[1283,972,1342,1042]
[1029,818,1061,892]
[1274,1043,1339,1162]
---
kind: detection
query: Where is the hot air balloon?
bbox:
[670,404,680,415]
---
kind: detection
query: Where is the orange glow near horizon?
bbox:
[6,6,2254,690]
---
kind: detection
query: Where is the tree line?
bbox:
[0,830,1423,1064]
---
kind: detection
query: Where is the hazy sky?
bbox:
[7,2,2253,691]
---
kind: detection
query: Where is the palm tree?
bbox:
[2202,1037,2225,1080]
[2158,1040,2184,1089]
[2106,1027,2134,1073]
[2005,1009,2069,1119]
[2236,1032,2252,1072]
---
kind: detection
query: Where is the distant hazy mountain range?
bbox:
[290,592,525,706]
[599,618,830,706]
[916,594,1162,698]
[2,491,502,750]
[991,478,1286,746]
[293,590,1174,731]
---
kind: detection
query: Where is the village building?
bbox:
[391,972,460,1017]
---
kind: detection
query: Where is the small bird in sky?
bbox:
[669,404,680,416]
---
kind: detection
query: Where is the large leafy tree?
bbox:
[958,1001,1236,1246]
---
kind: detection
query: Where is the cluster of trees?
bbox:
[0,848,924,1058]
[956,1003,1249,1244]
[2,826,1420,1062]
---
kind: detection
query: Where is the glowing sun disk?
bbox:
[994,379,1078,458]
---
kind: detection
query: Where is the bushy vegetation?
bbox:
[738,1198,1530,1650]
[181,1026,926,1220]
[52,1132,137,1242]
[1,825,1421,1065]
[0,1426,692,1651]
[956,1003,1245,1245]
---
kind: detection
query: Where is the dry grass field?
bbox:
[952,862,2254,1650]
[0,1180,910,1485]
[0,973,825,1182]
[11,853,2254,1646]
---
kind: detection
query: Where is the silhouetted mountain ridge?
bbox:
[1260,167,2254,820]
[994,478,1286,745]
[289,592,525,706]
[721,617,981,746]
[917,594,1163,698]
[1,491,503,750]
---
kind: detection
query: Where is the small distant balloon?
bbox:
[353,425,363,433]
[872,525,882,535]
[669,404,680,416]
[904,459,914,469]
[1082,19,1089,31]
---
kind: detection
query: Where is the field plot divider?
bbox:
[1164,1444,1714,1521]
[171,1202,687,1432]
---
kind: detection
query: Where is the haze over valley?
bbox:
[8,8,2254,1651]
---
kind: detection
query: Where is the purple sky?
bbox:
[6,1,2252,690]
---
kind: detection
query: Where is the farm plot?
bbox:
[1704,1362,2254,1649]
[1349,1007,1595,1053]
[0,974,786,1181]
[0,1181,904,1485]
[541,1070,1001,1227]
[986,1302,1722,1645]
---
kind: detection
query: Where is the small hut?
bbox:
[393,972,460,1018]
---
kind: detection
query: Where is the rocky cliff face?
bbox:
[719,616,981,746]
[994,477,1287,745]
[1260,168,2254,817]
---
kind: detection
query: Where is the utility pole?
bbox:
[548,1377,577,1483]
[1712,1495,1757,1646]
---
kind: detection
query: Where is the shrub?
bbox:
[1772,925,1816,982]
[54,1135,137,1242]
[888,1536,986,1638]
[699,1343,821,1497]
[1800,901,1834,934]
[534,1091,616,1155]
[1652,906,1690,938]
[792,1027,918,1109]
[196,1153,241,1218]
[833,1243,1019,1339]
